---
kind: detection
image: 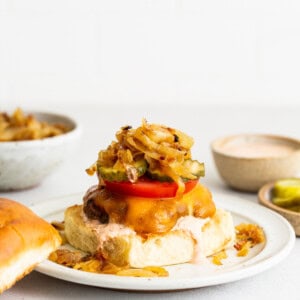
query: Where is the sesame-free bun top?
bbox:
[0,198,61,294]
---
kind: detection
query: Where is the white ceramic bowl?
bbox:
[211,134,300,192]
[0,111,81,190]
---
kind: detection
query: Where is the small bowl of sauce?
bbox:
[211,134,300,192]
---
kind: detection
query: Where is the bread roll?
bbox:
[64,205,235,268]
[0,198,61,294]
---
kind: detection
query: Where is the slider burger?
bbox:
[0,198,61,293]
[64,120,235,268]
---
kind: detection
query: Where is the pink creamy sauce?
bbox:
[172,215,210,264]
[222,142,297,158]
[82,208,210,263]
[81,209,135,249]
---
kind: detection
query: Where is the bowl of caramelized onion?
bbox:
[0,108,81,190]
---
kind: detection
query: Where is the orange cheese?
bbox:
[93,184,216,235]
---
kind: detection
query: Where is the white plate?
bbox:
[32,193,295,291]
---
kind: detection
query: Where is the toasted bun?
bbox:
[0,198,61,294]
[64,205,235,268]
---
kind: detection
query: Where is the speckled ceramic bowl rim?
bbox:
[0,111,81,148]
[258,181,300,217]
[211,133,300,160]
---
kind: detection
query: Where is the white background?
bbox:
[1,0,300,110]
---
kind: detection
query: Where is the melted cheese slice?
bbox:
[93,183,216,234]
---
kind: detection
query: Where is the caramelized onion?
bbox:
[87,119,200,197]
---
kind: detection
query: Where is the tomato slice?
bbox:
[104,178,198,198]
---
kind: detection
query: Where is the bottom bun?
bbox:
[64,205,235,268]
[0,198,61,294]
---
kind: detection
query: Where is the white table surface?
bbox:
[1,104,299,300]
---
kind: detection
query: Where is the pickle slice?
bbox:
[272,178,300,211]
[183,160,205,178]
[146,169,172,182]
[147,159,205,182]
[273,178,300,199]
[272,196,300,208]
[98,159,148,182]
[288,205,300,213]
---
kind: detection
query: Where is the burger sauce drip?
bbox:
[173,216,209,264]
